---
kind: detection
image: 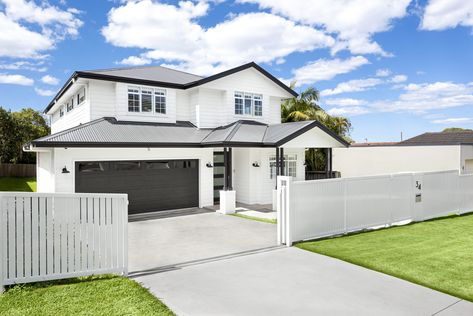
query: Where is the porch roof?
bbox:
[28,117,349,149]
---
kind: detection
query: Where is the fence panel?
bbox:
[0,164,36,177]
[278,170,473,246]
[0,192,128,291]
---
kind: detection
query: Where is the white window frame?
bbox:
[234,91,263,117]
[269,154,297,179]
[127,85,167,115]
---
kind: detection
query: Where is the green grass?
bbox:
[0,275,174,316]
[0,177,36,192]
[297,213,473,302]
[230,213,277,224]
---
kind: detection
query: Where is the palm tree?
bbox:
[281,85,353,171]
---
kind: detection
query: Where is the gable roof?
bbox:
[399,131,473,146]
[44,62,298,114]
[29,118,349,148]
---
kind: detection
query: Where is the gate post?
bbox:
[277,176,293,246]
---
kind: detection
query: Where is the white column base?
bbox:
[272,189,278,211]
[218,190,236,214]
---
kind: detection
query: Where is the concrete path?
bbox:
[134,247,473,316]
[128,212,277,273]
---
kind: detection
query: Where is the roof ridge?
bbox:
[224,121,243,142]
[80,64,203,79]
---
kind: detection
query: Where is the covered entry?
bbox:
[75,159,199,214]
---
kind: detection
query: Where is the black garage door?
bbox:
[75,160,199,214]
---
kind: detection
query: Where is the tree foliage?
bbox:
[281,85,352,171]
[0,107,50,164]
[442,127,472,133]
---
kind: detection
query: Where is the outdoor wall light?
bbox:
[62,166,70,174]
[252,162,260,167]
[206,162,213,168]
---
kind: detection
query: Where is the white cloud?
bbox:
[324,98,367,106]
[118,56,152,66]
[288,56,369,86]
[34,87,55,96]
[376,69,392,77]
[0,0,82,58]
[102,0,334,75]
[41,75,59,85]
[371,81,473,112]
[390,74,408,83]
[431,117,473,124]
[0,61,47,72]
[327,106,369,116]
[421,0,473,31]
[0,73,33,85]
[321,78,383,96]
[239,0,411,56]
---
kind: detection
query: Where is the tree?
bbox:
[442,127,472,133]
[281,85,352,171]
[0,107,50,164]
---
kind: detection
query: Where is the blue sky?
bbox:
[0,0,472,142]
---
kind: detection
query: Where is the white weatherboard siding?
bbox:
[196,88,225,128]
[233,148,305,204]
[89,80,116,120]
[51,99,90,134]
[333,145,468,178]
[175,89,191,122]
[200,68,290,126]
[50,147,214,208]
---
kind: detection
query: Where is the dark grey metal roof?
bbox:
[31,118,349,148]
[44,62,298,114]
[399,131,473,146]
[81,65,203,85]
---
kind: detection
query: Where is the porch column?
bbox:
[219,147,235,214]
[325,148,333,178]
[280,147,285,176]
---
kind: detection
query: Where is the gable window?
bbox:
[155,89,166,114]
[66,98,74,112]
[269,154,297,179]
[128,87,140,112]
[59,106,64,117]
[235,91,263,116]
[128,86,166,114]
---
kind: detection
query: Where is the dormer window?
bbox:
[235,92,262,116]
[128,86,166,114]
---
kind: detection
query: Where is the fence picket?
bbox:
[0,192,127,287]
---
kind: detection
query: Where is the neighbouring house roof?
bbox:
[351,142,400,147]
[44,62,298,114]
[29,118,349,148]
[399,131,473,146]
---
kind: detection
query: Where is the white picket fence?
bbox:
[0,192,128,292]
[277,170,473,246]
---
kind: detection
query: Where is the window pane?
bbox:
[254,99,262,116]
[142,90,152,112]
[235,97,243,115]
[128,90,140,112]
[244,95,252,115]
[155,95,166,114]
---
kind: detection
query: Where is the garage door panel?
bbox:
[75,160,199,214]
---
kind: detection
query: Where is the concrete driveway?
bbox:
[135,247,473,316]
[128,211,277,273]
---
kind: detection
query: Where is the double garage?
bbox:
[75,159,199,214]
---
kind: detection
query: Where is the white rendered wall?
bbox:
[333,145,461,178]
[460,145,473,174]
[50,147,214,208]
[36,150,54,193]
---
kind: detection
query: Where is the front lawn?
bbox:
[297,213,473,302]
[231,213,277,224]
[0,275,174,316]
[0,177,36,192]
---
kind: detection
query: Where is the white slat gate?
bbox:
[0,192,128,292]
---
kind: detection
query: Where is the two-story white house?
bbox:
[26,62,348,215]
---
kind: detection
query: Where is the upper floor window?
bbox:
[128,86,166,114]
[77,87,86,105]
[59,106,64,117]
[66,98,74,112]
[235,92,262,116]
